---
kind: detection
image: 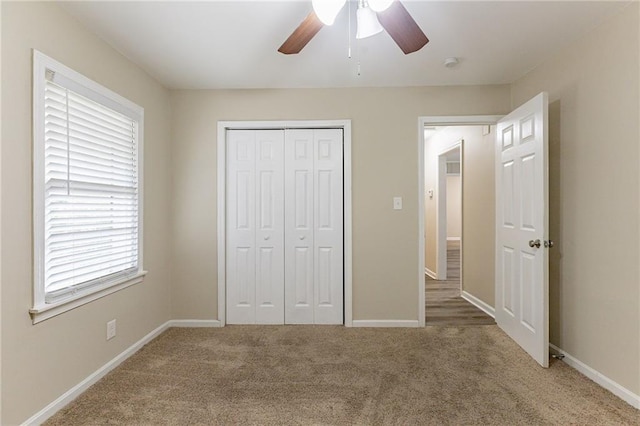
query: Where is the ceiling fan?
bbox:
[278,0,429,55]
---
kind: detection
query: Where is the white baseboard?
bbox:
[168,319,222,328]
[424,267,437,279]
[461,291,495,318]
[22,321,171,425]
[447,237,461,241]
[22,319,222,425]
[549,344,639,409]
[351,320,420,328]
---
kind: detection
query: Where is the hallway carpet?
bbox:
[46,326,638,425]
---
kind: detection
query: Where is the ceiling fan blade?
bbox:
[278,12,324,55]
[376,1,429,54]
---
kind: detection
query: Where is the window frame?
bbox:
[31,50,146,324]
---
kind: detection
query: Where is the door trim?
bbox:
[217,120,353,327]
[418,116,502,327]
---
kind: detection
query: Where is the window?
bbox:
[31,51,145,323]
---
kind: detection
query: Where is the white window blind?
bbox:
[42,75,140,302]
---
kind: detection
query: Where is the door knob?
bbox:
[264,235,270,241]
[299,235,305,240]
[544,240,554,248]
[529,239,541,248]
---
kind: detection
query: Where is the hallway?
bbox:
[425,241,495,326]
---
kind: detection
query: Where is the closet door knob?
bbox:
[264,235,270,241]
[299,235,305,240]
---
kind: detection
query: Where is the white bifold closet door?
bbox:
[226,128,343,325]
[226,130,285,324]
[284,129,343,324]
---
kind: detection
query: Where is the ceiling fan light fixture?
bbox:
[368,0,394,13]
[356,5,384,39]
[312,0,347,26]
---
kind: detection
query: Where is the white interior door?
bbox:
[255,130,285,323]
[495,92,549,367]
[284,129,315,323]
[284,129,344,324]
[312,129,344,324]
[227,130,285,324]
[227,128,343,325]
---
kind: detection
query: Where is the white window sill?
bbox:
[30,271,147,324]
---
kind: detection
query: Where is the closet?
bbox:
[226,128,344,325]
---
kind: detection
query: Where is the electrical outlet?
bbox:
[106,319,116,340]
[393,197,403,210]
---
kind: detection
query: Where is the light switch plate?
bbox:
[393,197,403,210]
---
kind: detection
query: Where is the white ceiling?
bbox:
[59,0,630,90]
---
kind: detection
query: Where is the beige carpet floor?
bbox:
[46,326,638,425]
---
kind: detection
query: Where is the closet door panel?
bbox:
[314,129,344,324]
[227,127,344,325]
[255,130,285,324]
[284,130,315,324]
[226,130,257,324]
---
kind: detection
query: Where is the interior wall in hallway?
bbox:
[446,174,461,239]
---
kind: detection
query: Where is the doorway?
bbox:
[420,121,499,326]
[419,93,549,366]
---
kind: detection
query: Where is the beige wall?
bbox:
[170,87,511,321]
[446,175,461,239]
[1,2,173,424]
[424,127,461,273]
[512,3,639,395]
[462,129,496,305]
[424,126,495,305]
